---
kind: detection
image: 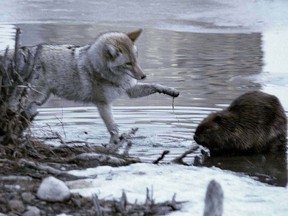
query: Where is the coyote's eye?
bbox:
[125,62,133,67]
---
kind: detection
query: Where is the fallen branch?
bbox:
[91,188,182,215]
[153,150,170,164]
[92,194,104,215]
[171,145,199,165]
[122,141,132,157]
[107,127,138,153]
[19,158,63,176]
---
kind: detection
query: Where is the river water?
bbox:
[0,0,288,215]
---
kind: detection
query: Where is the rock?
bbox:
[37,176,71,202]
[8,199,25,213]
[23,206,41,216]
[21,192,35,203]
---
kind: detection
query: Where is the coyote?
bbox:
[3,29,179,143]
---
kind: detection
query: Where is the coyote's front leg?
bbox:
[96,103,119,144]
[126,83,179,98]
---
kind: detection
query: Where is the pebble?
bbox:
[23,206,41,216]
[21,192,35,203]
[8,199,25,213]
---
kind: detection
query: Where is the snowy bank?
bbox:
[67,163,288,216]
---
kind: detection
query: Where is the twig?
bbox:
[92,194,103,216]
[43,123,69,147]
[115,190,128,214]
[153,150,170,164]
[55,114,67,139]
[120,190,128,210]
[13,28,21,71]
[55,131,66,145]
[1,46,12,86]
[123,141,132,157]
[3,46,9,72]
[170,193,178,210]
[21,45,42,81]
[145,187,155,207]
[107,128,138,152]
[0,73,2,96]
[172,145,199,165]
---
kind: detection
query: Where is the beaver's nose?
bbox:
[193,134,199,143]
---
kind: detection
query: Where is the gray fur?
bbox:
[3,29,179,143]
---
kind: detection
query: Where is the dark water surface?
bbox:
[0,0,288,188]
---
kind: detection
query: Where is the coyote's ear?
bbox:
[127,29,142,42]
[105,44,119,59]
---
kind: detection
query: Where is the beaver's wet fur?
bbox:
[194,91,287,156]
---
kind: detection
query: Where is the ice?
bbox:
[67,163,288,216]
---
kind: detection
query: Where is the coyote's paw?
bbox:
[109,128,120,145]
[161,87,180,98]
[109,134,120,145]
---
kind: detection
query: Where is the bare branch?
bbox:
[153,150,170,164]
[92,194,103,215]
[22,44,43,82]
[107,127,138,152]
[172,145,199,165]
[19,158,63,176]
[123,141,132,157]
[13,28,21,71]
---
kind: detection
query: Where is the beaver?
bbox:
[194,91,287,156]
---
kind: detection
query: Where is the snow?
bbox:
[67,163,288,216]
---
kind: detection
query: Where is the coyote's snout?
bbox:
[3,29,179,144]
[129,64,146,80]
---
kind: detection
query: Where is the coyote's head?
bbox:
[96,29,146,80]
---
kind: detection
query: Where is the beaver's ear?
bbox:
[127,29,143,42]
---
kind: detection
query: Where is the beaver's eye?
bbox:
[214,115,222,124]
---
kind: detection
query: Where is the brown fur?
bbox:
[194,91,287,156]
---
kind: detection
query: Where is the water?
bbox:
[1,0,288,214]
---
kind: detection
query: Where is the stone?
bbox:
[37,176,71,202]
[23,206,41,216]
[8,199,25,213]
[21,192,35,203]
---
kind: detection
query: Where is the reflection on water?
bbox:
[9,23,263,107]
[0,23,287,186]
[33,106,204,162]
[199,153,287,187]
[0,25,15,50]
[0,23,264,108]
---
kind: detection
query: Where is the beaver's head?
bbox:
[194,111,238,156]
